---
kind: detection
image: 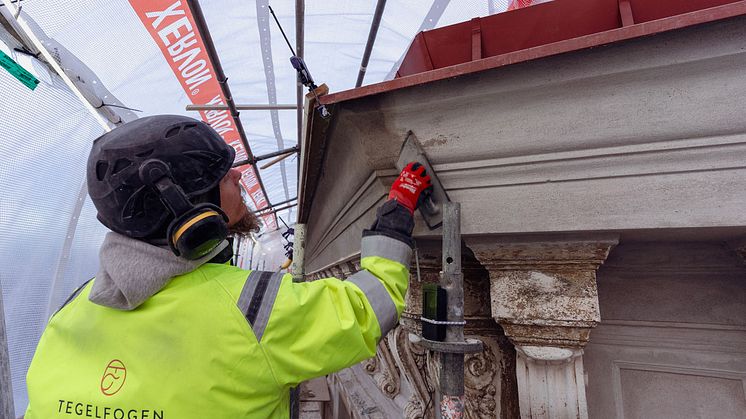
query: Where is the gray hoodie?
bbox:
[89,232,229,310]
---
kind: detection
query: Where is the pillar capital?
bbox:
[467,234,618,348]
[515,345,583,365]
[470,234,618,271]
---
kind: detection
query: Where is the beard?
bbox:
[229,208,260,235]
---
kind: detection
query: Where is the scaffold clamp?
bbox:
[408,333,484,354]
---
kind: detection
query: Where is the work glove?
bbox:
[364,163,433,247]
[388,162,433,214]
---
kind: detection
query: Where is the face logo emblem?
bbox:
[100,359,127,396]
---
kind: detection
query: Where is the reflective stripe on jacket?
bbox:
[24,233,411,418]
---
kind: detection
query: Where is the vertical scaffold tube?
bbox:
[0,287,15,418]
[289,222,306,419]
[439,202,465,418]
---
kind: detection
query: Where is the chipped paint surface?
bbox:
[491,270,601,325]
[441,395,465,418]
[528,272,561,293]
[466,235,618,347]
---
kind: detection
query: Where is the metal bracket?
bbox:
[409,333,484,354]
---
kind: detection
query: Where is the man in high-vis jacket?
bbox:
[23,115,432,418]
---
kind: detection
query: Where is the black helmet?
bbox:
[87,115,236,239]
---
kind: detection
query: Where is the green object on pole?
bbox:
[0,49,39,90]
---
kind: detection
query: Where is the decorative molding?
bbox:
[306,254,361,280]
[726,237,746,266]
[590,321,746,355]
[468,235,619,270]
[316,244,512,418]
[501,323,596,348]
[602,242,746,273]
[362,337,401,399]
[394,327,437,419]
[403,394,425,419]
[298,17,746,418]
[307,169,398,265]
[330,265,345,279]
[464,336,500,418]
[313,236,672,419]
[339,261,357,278]
[327,364,392,419]
[437,133,746,192]
[600,319,746,331]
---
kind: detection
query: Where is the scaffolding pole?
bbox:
[0,286,15,418]
[413,201,482,417]
[186,104,297,111]
[355,0,387,87]
[295,0,305,166]
[186,0,273,208]
[290,223,306,282]
[438,202,465,418]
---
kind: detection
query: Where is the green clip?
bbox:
[0,49,40,90]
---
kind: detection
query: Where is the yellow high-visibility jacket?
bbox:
[24,234,410,418]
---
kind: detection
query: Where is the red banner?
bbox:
[128,0,277,230]
[508,0,534,11]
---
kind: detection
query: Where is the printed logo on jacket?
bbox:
[56,359,165,418]
[100,359,126,396]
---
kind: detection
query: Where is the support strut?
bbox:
[399,133,482,418]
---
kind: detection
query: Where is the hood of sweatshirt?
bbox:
[89,232,229,310]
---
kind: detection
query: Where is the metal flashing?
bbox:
[320,0,746,105]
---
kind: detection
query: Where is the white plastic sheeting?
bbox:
[16,0,511,224]
[238,228,293,272]
[1,0,513,414]
[0,41,109,415]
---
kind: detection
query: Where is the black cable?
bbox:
[267,3,331,119]
[100,103,143,112]
[423,376,434,416]
[420,351,435,416]
[13,47,40,58]
[267,5,297,56]
[0,0,25,7]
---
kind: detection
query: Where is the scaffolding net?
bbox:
[0,41,109,416]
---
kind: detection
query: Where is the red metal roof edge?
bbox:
[320,1,746,106]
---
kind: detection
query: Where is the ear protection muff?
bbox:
[139,159,229,260]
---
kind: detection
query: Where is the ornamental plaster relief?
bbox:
[310,239,516,418]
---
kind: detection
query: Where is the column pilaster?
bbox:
[468,235,618,419]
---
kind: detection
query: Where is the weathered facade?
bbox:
[298,1,746,417]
